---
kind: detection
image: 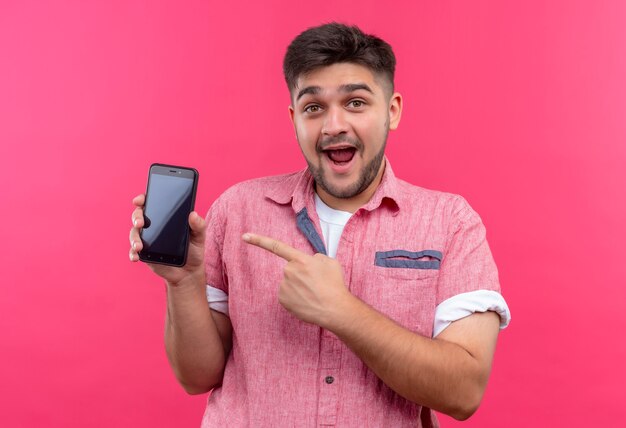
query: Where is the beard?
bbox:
[306,130,388,200]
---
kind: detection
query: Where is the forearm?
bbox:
[164,275,227,394]
[326,296,487,420]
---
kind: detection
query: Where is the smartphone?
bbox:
[139,163,199,266]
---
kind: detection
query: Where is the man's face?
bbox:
[289,63,402,210]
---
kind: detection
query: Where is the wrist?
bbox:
[166,270,205,290]
[322,291,363,332]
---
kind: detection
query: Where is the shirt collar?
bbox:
[265,158,402,214]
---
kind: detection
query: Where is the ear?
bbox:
[388,92,403,130]
[288,105,295,125]
[288,105,299,139]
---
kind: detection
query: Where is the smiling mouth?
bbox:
[323,147,357,164]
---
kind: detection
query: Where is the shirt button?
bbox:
[325,376,334,384]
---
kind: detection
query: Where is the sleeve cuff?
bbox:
[206,284,229,317]
[433,290,511,337]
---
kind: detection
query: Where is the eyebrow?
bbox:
[339,83,374,94]
[296,86,320,101]
[295,83,374,101]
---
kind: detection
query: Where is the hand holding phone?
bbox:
[128,164,206,285]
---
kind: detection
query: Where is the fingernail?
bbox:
[129,252,134,261]
[133,219,137,227]
[132,242,136,250]
[242,233,251,242]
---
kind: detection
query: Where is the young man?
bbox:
[129,23,510,427]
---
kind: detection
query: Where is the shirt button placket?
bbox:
[317,332,341,426]
[317,213,353,426]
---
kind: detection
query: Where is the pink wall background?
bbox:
[1,1,625,426]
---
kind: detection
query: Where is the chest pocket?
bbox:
[361,249,442,336]
[374,249,442,278]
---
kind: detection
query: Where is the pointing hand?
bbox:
[243,233,352,328]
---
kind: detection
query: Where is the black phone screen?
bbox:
[139,164,198,266]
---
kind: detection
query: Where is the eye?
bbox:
[348,99,365,109]
[304,104,322,114]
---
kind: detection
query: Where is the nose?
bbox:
[321,105,349,137]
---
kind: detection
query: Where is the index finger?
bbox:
[242,233,306,262]
[132,194,145,207]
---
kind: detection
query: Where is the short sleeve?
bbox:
[436,197,501,305]
[204,198,228,295]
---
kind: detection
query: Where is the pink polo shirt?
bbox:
[201,162,505,427]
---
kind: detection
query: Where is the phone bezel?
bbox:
[138,163,199,267]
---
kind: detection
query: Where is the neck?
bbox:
[315,159,386,213]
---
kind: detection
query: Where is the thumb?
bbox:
[188,211,206,246]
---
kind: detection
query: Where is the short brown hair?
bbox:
[283,23,396,97]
